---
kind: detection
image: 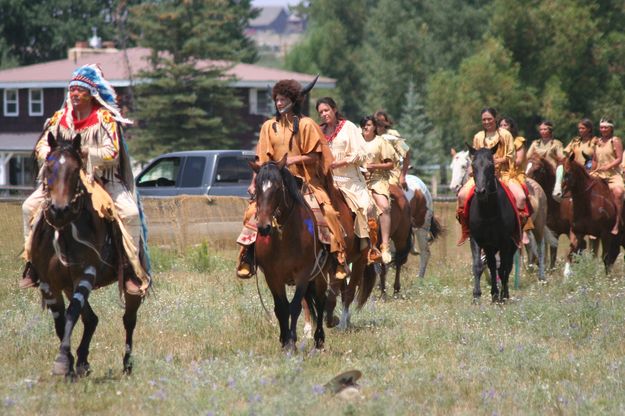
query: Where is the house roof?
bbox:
[0,133,40,152]
[249,6,287,27]
[0,47,335,89]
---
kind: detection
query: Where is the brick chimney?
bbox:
[68,41,119,63]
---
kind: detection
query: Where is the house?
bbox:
[246,6,306,57]
[248,6,290,33]
[0,44,335,190]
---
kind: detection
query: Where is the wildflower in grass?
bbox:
[312,384,325,395]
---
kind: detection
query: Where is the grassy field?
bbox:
[1,201,625,415]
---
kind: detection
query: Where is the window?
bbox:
[179,157,206,188]
[248,88,272,116]
[214,156,253,183]
[136,157,181,187]
[29,89,43,116]
[4,89,18,116]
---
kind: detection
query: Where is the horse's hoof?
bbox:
[52,356,70,376]
[326,315,340,328]
[76,362,91,377]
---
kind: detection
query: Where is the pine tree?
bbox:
[127,0,257,162]
[397,81,439,176]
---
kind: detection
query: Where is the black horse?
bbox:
[467,144,518,302]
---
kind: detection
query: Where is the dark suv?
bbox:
[135,150,255,198]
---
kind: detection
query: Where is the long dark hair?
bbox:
[499,116,519,138]
[315,97,344,122]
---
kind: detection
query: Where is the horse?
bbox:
[467,144,518,302]
[525,154,594,275]
[451,149,552,281]
[30,133,143,377]
[378,184,413,297]
[250,156,374,347]
[405,174,442,278]
[560,153,620,273]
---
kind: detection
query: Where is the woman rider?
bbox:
[236,79,348,278]
[526,120,565,169]
[456,107,528,246]
[564,118,597,170]
[591,118,624,235]
[360,115,398,264]
[374,110,411,190]
[316,97,380,263]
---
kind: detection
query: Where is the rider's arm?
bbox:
[287,152,319,166]
[89,110,120,167]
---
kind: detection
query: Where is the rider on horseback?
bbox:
[236,78,348,279]
[316,97,381,264]
[456,107,530,246]
[374,110,411,190]
[20,64,150,296]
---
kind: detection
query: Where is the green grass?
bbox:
[1,202,625,415]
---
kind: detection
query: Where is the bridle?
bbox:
[256,167,295,235]
[41,152,86,231]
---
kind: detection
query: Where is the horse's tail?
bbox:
[429,214,443,242]
[356,264,377,309]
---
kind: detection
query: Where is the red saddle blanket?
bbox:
[463,180,523,247]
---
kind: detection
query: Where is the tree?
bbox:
[397,81,439,175]
[285,0,372,119]
[128,0,258,162]
[0,0,141,67]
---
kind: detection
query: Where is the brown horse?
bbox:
[561,154,620,272]
[378,184,413,297]
[250,157,374,347]
[522,177,549,280]
[30,133,143,377]
[526,154,576,270]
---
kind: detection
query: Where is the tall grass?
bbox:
[1,202,625,415]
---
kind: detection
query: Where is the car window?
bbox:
[215,155,253,183]
[136,157,181,187]
[180,156,206,187]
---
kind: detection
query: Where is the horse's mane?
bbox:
[256,162,306,206]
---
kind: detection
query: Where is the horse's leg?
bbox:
[564,231,580,278]
[393,264,402,297]
[267,281,290,348]
[122,292,142,375]
[484,250,499,303]
[325,277,342,328]
[39,283,66,342]
[499,246,515,300]
[416,228,430,278]
[538,236,546,281]
[338,258,364,330]
[287,282,308,348]
[379,263,388,299]
[470,239,484,300]
[53,272,95,376]
[602,234,619,274]
[308,276,327,350]
[76,299,98,377]
[301,299,313,340]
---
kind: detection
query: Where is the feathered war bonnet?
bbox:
[67,64,132,124]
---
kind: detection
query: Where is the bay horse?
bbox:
[467,144,518,302]
[30,133,143,377]
[378,184,413,297]
[250,156,374,347]
[406,174,442,279]
[560,154,620,273]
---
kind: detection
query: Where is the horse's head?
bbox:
[561,151,588,195]
[449,148,470,194]
[525,154,553,186]
[42,133,85,228]
[468,143,497,201]
[250,154,302,237]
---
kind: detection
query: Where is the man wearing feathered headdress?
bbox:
[20,64,150,296]
[235,77,348,279]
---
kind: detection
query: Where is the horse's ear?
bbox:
[72,134,82,154]
[248,160,261,173]
[568,152,575,162]
[490,141,499,156]
[277,153,287,170]
[465,142,476,156]
[47,132,57,150]
[450,147,457,157]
